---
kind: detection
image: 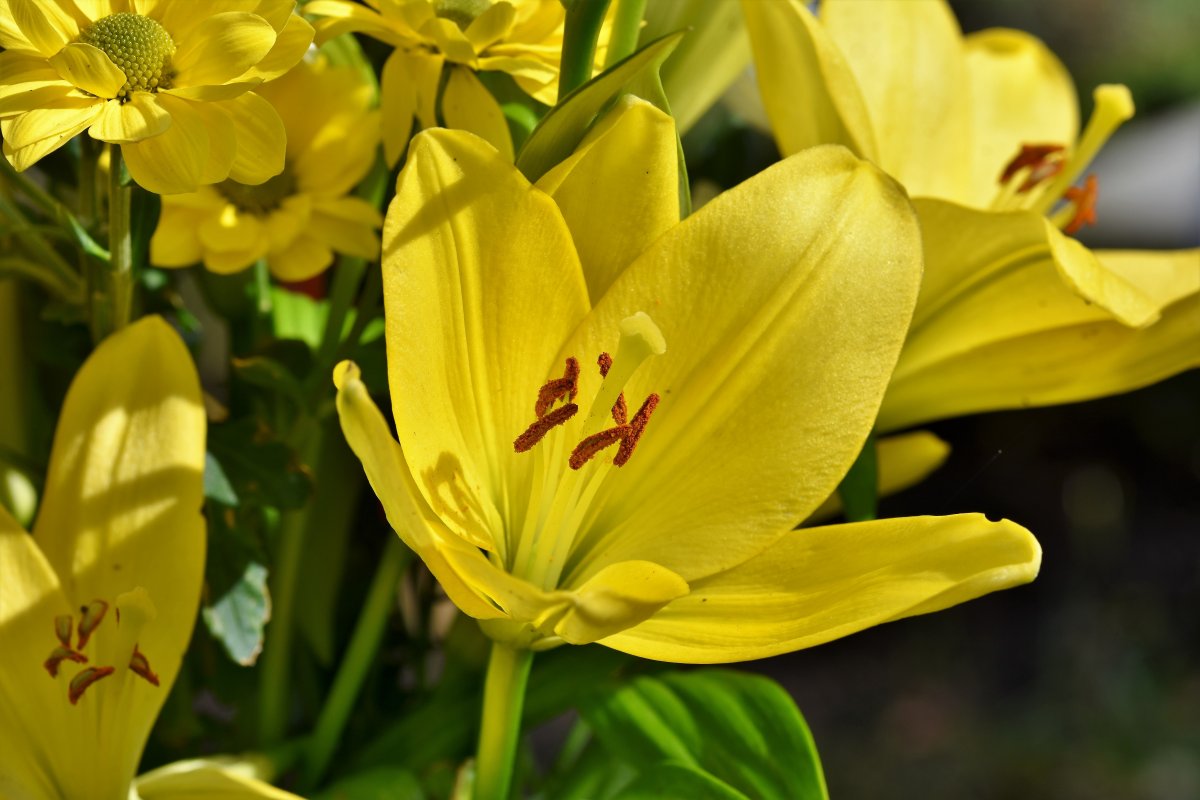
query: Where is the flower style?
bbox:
[0,0,314,194]
[332,101,1041,663]
[0,317,297,800]
[149,50,382,280]
[744,0,1200,433]
[305,0,604,165]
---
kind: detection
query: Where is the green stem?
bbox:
[603,0,647,68]
[258,503,307,745]
[475,643,534,800]
[101,144,133,340]
[0,195,84,300]
[303,536,411,788]
[558,0,613,101]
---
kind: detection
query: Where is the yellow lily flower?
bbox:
[304,0,607,165]
[332,100,1040,663]
[150,50,382,280]
[743,0,1200,432]
[0,317,296,800]
[0,0,314,194]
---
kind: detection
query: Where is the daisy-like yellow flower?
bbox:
[305,0,604,164]
[744,0,1200,434]
[0,0,314,194]
[333,101,1040,664]
[149,51,382,280]
[0,317,299,800]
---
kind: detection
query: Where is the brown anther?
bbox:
[1000,143,1066,191]
[1062,174,1099,235]
[515,403,579,452]
[129,645,160,687]
[76,599,108,650]
[569,393,659,470]
[534,357,580,418]
[43,646,88,678]
[54,615,73,647]
[596,353,628,424]
[68,666,114,704]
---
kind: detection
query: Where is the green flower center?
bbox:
[216,167,297,215]
[79,12,175,99]
[433,0,492,30]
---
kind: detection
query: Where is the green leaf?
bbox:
[231,355,307,407]
[203,451,239,507]
[202,503,271,666]
[580,670,828,800]
[208,418,313,510]
[312,767,424,800]
[516,32,690,216]
[271,285,337,350]
[836,429,878,522]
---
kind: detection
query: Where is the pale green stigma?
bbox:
[433,0,492,30]
[79,12,175,100]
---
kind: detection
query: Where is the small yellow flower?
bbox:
[0,317,298,800]
[333,103,1040,663]
[150,51,382,280]
[0,0,314,194]
[305,0,604,164]
[744,0,1200,433]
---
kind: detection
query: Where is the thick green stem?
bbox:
[258,503,307,745]
[474,643,534,800]
[558,0,613,101]
[303,536,411,788]
[100,144,133,340]
[603,0,646,68]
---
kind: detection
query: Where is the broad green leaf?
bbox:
[271,285,333,349]
[203,450,239,507]
[581,670,828,800]
[231,354,307,406]
[203,501,271,666]
[208,417,313,510]
[618,761,750,800]
[312,767,424,800]
[516,32,690,216]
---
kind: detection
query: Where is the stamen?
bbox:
[43,646,88,678]
[597,353,627,424]
[68,666,114,705]
[54,614,73,647]
[999,143,1065,192]
[534,357,580,418]
[1061,174,1099,235]
[76,599,109,650]
[128,645,160,687]
[1032,84,1133,215]
[515,403,578,452]
[569,393,659,470]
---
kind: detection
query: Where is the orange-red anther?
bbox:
[596,353,627,424]
[76,599,108,650]
[43,646,88,678]
[68,666,114,704]
[515,403,579,452]
[1062,174,1099,235]
[1000,143,1066,192]
[569,393,659,470]
[534,357,580,418]
[129,645,160,687]
[54,615,73,647]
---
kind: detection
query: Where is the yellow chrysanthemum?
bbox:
[0,0,314,194]
[150,51,382,280]
[305,0,605,164]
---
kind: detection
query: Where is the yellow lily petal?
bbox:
[33,312,205,660]
[554,560,689,645]
[122,94,214,193]
[223,91,286,185]
[172,12,276,88]
[441,65,514,162]
[47,42,125,99]
[601,514,1040,663]
[821,0,973,202]
[881,199,1166,431]
[88,91,171,143]
[7,0,78,56]
[383,129,590,562]
[740,0,876,160]
[559,144,922,585]
[809,431,951,522]
[135,758,301,799]
[333,361,505,621]
[963,28,1079,208]
[536,95,679,303]
[1098,248,1200,309]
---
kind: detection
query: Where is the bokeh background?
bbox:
[685,1,1200,797]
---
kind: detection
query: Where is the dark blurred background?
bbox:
[687,2,1200,798]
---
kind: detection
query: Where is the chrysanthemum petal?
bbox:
[172,12,276,88]
[3,98,103,169]
[237,12,314,83]
[560,144,922,584]
[121,95,212,193]
[309,196,382,259]
[441,66,513,161]
[600,514,1039,663]
[269,235,333,281]
[199,205,265,253]
[465,1,515,50]
[150,202,210,267]
[48,43,125,99]
[223,91,286,185]
[89,91,171,143]
[536,96,679,303]
[7,0,78,55]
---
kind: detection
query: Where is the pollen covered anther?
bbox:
[54,614,73,647]
[76,599,109,650]
[43,646,88,678]
[597,353,627,424]
[68,666,115,705]
[516,358,582,452]
[1062,174,1099,235]
[1000,143,1066,192]
[569,393,659,470]
[129,645,161,687]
